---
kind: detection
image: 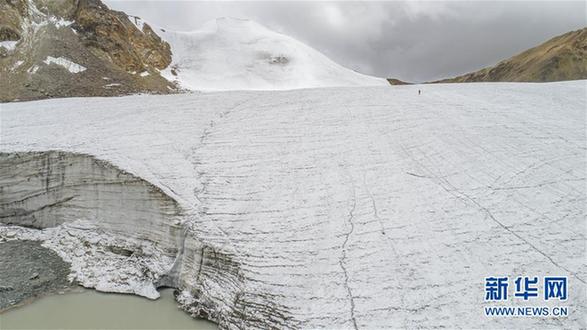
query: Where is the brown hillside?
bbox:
[436,28,587,83]
[0,0,176,102]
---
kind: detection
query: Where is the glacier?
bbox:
[0,82,585,329]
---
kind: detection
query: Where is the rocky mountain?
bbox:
[437,28,587,83]
[0,0,176,102]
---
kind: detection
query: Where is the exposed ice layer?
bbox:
[0,82,586,329]
[0,152,181,240]
[158,17,388,91]
[42,56,86,73]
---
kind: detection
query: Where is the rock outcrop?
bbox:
[73,1,171,72]
[436,28,587,83]
[0,0,176,102]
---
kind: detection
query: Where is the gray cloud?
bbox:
[104,1,586,82]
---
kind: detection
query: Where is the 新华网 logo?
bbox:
[483,276,568,317]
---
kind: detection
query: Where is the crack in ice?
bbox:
[362,171,386,236]
[339,185,358,330]
[400,144,586,285]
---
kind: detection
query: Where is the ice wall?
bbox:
[0,152,182,247]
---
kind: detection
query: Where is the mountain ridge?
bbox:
[435,28,587,83]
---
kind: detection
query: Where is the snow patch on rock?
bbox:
[128,15,145,32]
[0,41,18,51]
[11,60,24,70]
[27,65,39,74]
[42,56,86,73]
[104,83,122,88]
[51,17,74,28]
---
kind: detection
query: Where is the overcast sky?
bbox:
[104,1,586,82]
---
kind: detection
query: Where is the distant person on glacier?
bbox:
[418,89,421,95]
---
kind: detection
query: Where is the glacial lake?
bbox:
[0,288,217,329]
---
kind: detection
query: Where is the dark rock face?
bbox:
[436,28,587,83]
[0,240,73,311]
[0,0,176,102]
[0,0,26,43]
[73,0,171,72]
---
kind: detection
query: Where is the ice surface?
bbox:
[0,82,585,328]
[158,17,388,91]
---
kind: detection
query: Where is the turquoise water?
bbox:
[0,288,217,330]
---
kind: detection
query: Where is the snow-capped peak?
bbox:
[158,17,388,91]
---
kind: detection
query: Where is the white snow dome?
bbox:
[157,17,388,91]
